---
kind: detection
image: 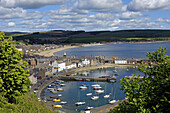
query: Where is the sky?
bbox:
[0,0,170,32]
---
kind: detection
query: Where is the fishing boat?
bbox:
[75,77,83,81]
[60,101,67,105]
[91,96,99,100]
[104,94,110,98]
[53,98,61,102]
[53,105,62,108]
[86,93,92,96]
[75,102,86,106]
[95,90,104,93]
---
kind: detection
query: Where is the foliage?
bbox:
[109,47,170,113]
[0,93,54,113]
[0,31,31,103]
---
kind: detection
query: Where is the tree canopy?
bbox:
[0,31,30,103]
[109,47,170,113]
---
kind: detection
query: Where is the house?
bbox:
[82,59,90,66]
[52,61,66,73]
[115,59,127,64]
[127,58,137,64]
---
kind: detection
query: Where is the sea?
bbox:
[41,42,170,113]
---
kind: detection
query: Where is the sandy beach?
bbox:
[34,43,103,57]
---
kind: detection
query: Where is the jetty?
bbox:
[57,75,116,82]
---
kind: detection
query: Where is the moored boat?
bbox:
[95,90,104,93]
[86,93,92,96]
[91,96,99,100]
[53,98,61,102]
[104,94,110,98]
[53,105,62,108]
[109,99,118,104]
[93,86,102,90]
[75,102,86,106]
[91,84,100,88]
[80,86,87,89]
[57,87,64,91]
[60,101,67,105]
[75,77,83,81]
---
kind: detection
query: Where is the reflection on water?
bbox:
[41,67,145,113]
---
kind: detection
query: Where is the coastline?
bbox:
[33,40,170,57]
[33,43,103,57]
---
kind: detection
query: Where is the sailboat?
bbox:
[109,86,118,104]
[104,83,110,98]
[75,82,86,106]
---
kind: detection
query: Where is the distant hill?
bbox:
[4,29,170,44]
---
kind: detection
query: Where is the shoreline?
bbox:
[33,40,170,57]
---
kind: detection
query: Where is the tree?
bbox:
[0,31,31,103]
[109,47,170,113]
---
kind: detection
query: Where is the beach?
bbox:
[33,43,103,57]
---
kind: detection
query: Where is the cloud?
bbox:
[24,11,43,19]
[0,6,26,19]
[157,18,170,23]
[8,22,16,26]
[118,11,144,20]
[127,0,170,12]
[73,0,126,13]
[0,0,64,9]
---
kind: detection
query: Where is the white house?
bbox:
[115,59,127,64]
[82,59,90,65]
[52,61,66,73]
[66,63,76,69]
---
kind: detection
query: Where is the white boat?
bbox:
[58,94,62,97]
[57,87,64,91]
[110,80,116,83]
[95,90,104,93]
[91,96,99,100]
[60,101,67,105]
[86,93,92,96]
[93,86,102,90]
[86,106,94,110]
[104,94,110,98]
[126,69,129,71]
[113,70,117,73]
[75,102,86,106]
[91,84,100,88]
[60,84,65,87]
[50,88,58,93]
[84,111,92,113]
[109,99,117,104]
[80,86,87,89]
[53,105,62,108]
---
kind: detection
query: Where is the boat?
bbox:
[53,99,61,102]
[91,96,99,100]
[91,84,100,88]
[60,101,67,105]
[60,83,65,87]
[110,79,116,83]
[86,93,92,96]
[57,87,64,91]
[80,86,87,89]
[109,99,118,104]
[113,70,117,73]
[84,110,92,113]
[75,102,86,106]
[50,88,58,93]
[75,77,83,81]
[86,106,94,110]
[104,94,110,98]
[93,86,102,90]
[58,94,62,97]
[95,90,104,93]
[53,105,62,108]
[126,69,129,71]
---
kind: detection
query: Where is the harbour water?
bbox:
[41,42,170,113]
[41,67,145,113]
[54,42,170,58]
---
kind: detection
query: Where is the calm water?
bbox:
[54,42,170,58]
[42,42,170,113]
[41,67,145,113]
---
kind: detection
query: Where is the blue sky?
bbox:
[0,0,170,32]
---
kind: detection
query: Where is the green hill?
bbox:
[5,29,170,44]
